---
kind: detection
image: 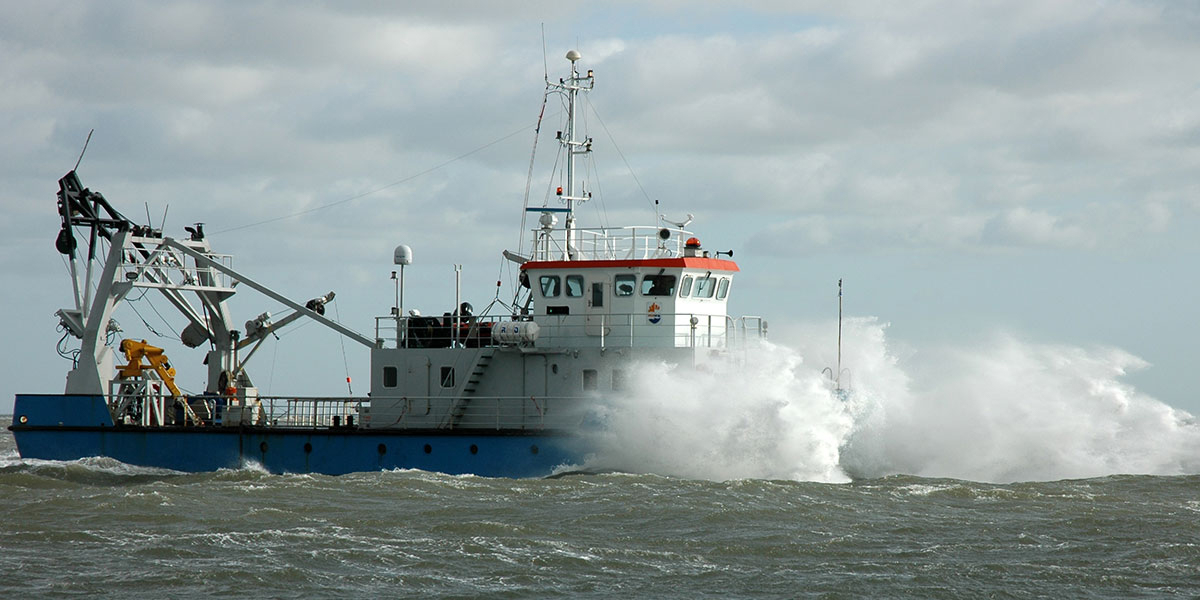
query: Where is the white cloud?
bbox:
[983,206,1092,248]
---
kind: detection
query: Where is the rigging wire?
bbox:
[143,297,181,338]
[267,333,279,396]
[517,90,551,266]
[586,97,660,223]
[126,301,171,339]
[333,301,353,395]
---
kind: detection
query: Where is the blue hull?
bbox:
[10,395,581,477]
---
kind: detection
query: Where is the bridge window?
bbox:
[540,275,561,298]
[565,275,584,297]
[679,275,694,298]
[696,276,716,298]
[383,366,398,388]
[717,278,731,300]
[615,274,636,297]
[641,274,677,296]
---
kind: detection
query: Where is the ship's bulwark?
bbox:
[10,394,578,476]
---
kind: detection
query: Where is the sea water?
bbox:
[3,322,1199,598]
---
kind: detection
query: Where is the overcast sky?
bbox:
[2,1,1198,415]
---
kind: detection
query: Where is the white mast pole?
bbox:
[552,49,592,261]
[565,52,578,259]
[837,278,843,391]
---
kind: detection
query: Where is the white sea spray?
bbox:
[588,317,1200,483]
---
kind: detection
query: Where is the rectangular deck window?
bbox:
[641,274,677,296]
[717,278,731,300]
[383,366,398,388]
[612,369,627,390]
[540,275,561,297]
[583,369,598,391]
[679,275,694,297]
[440,366,455,388]
[615,274,636,296]
[566,275,584,297]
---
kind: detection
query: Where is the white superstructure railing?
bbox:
[530,224,695,262]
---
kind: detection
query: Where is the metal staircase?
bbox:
[443,349,495,428]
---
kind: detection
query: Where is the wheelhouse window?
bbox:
[716,278,731,300]
[615,274,636,297]
[565,275,584,297]
[695,276,716,298]
[540,275,561,298]
[641,274,677,296]
[679,275,694,298]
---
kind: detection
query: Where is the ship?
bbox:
[9,51,766,477]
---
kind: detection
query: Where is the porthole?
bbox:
[551,363,559,374]
[377,443,387,455]
[18,415,28,424]
[259,441,269,453]
[424,444,432,454]
[303,442,313,454]
[469,444,478,455]
[530,445,539,455]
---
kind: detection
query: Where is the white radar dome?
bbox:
[393,244,413,265]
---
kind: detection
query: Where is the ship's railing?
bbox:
[375,314,508,349]
[531,225,694,262]
[121,236,236,292]
[101,391,592,430]
[532,312,767,349]
[361,395,587,430]
[374,312,766,350]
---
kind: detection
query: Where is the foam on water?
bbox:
[588,317,1200,483]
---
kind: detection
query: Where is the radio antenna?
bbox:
[73,129,94,172]
[541,23,549,83]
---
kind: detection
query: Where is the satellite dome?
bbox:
[393,244,413,265]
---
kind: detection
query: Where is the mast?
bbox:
[837,278,843,391]
[549,50,594,259]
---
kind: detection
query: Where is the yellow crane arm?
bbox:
[117,339,183,397]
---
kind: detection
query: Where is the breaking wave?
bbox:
[586,318,1200,483]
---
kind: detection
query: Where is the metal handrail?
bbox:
[100,393,592,431]
[375,311,764,350]
[529,225,694,261]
